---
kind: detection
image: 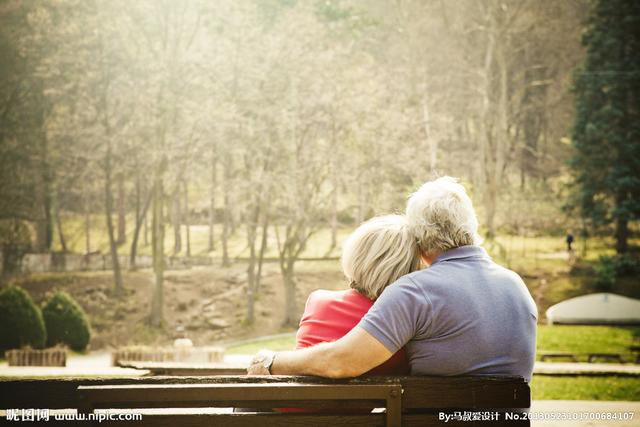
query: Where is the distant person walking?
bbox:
[566,232,574,252]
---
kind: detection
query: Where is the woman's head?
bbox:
[341,214,421,300]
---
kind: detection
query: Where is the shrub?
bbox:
[594,255,640,291]
[42,291,91,352]
[0,286,46,354]
[614,254,640,276]
[594,256,616,291]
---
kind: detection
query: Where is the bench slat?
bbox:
[399,376,529,409]
[96,413,385,427]
[79,383,402,427]
[75,413,529,427]
[78,384,400,408]
[117,361,247,376]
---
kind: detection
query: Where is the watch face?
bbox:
[257,351,273,370]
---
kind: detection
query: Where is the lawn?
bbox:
[537,325,640,359]
[226,333,297,355]
[227,325,640,360]
[531,376,640,401]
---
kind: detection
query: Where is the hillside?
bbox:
[7,262,344,350]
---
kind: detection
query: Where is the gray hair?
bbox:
[406,176,481,256]
[341,215,421,300]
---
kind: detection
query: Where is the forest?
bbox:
[1,0,638,331]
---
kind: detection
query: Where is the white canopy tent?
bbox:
[546,293,640,325]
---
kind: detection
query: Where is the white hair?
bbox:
[341,215,420,300]
[406,176,481,256]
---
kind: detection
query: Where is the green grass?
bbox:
[226,334,297,354]
[538,325,640,357]
[531,376,640,401]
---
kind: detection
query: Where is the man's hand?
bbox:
[248,327,393,378]
[247,357,270,375]
[247,349,275,375]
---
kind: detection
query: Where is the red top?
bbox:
[296,288,409,375]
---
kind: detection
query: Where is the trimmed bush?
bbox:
[0,286,46,355]
[43,291,91,352]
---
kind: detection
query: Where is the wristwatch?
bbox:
[255,350,276,374]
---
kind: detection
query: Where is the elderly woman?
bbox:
[295,215,420,375]
[249,176,537,382]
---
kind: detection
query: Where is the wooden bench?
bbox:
[6,347,67,367]
[1,375,530,426]
[587,353,625,364]
[116,361,247,376]
[630,345,640,364]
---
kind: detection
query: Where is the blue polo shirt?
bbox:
[358,245,537,381]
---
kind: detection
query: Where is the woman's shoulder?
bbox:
[306,288,348,305]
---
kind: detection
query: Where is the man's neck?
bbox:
[421,251,442,267]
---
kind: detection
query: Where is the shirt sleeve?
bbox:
[295,293,315,349]
[357,277,430,353]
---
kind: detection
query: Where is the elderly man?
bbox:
[248,177,537,381]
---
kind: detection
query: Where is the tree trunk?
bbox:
[484,185,497,240]
[246,275,255,325]
[54,193,67,253]
[580,219,588,258]
[96,55,123,294]
[150,175,164,327]
[130,186,151,269]
[208,144,217,252]
[256,214,269,291]
[245,193,268,324]
[329,181,338,252]
[246,223,257,325]
[221,161,231,267]
[104,138,124,295]
[35,184,53,253]
[172,191,182,255]
[143,210,148,246]
[116,173,126,244]
[615,213,629,254]
[328,116,339,252]
[35,104,53,253]
[491,41,509,238]
[282,263,298,328]
[479,14,496,240]
[130,174,141,268]
[183,180,191,257]
[84,191,91,254]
